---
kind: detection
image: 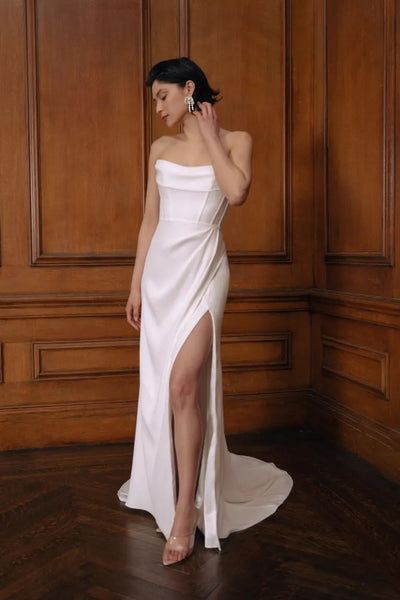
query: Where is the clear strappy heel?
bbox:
[162,529,196,566]
[162,507,199,566]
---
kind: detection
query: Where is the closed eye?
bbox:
[153,95,167,102]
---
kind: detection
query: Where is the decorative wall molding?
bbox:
[0,389,308,450]
[0,343,3,384]
[32,338,139,381]
[323,0,395,266]
[308,390,400,481]
[228,0,293,264]
[177,0,294,264]
[0,289,310,319]
[321,335,389,399]
[228,248,294,264]
[25,0,146,267]
[179,0,190,56]
[222,332,292,372]
[3,287,400,323]
[0,400,136,450]
[142,0,151,208]
[25,0,294,267]
[309,288,400,329]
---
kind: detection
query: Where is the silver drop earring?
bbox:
[184,96,195,113]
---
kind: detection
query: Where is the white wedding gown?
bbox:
[117,159,293,549]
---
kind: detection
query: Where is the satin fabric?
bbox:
[117,159,293,549]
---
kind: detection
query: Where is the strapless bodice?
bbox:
[155,159,228,228]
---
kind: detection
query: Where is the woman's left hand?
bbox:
[193,102,219,140]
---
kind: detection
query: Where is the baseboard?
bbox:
[307,391,400,483]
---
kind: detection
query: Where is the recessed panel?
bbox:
[33,339,139,380]
[190,0,288,258]
[30,0,144,263]
[326,0,391,258]
[321,335,389,398]
[222,333,291,371]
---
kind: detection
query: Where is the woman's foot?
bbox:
[162,530,196,566]
[162,505,199,566]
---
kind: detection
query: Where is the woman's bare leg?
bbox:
[163,312,212,565]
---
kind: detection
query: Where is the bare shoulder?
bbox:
[149,136,176,160]
[221,129,252,149]
[219,129,253,167]
[149,135,185,164]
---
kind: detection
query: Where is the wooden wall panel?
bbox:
[184,0,314,437]
[0,405,136,450]
[311,0,400,484]
[173,0,316,292]
[0,0,146,449]
[310,291,400,481]
[321,336,389,399]
[313,315,394,425]
[314,0,397,297]
[325,0,394,264]
[32,338,139,380]
[0,0,29,273]
[0,0,145,295]
[147,0,180,142]
[0,294,309,449]
[190,0,289,261]
[222,333,292,372]
[0,343,3,384]
[0,0,314,450]
[28,0,144,265]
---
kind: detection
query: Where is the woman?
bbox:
[118,57,293,566]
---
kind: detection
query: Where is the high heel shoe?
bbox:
[162,529,196,566]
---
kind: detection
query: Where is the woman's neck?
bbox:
[181,112,203,141]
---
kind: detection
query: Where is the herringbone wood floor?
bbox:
[1,429,399,600]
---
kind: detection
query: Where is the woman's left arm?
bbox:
[194,102,252,205]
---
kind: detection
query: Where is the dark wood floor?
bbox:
[1,428,399,600]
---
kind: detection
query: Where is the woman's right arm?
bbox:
[126,142,161,330]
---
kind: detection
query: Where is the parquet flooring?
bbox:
[1,429,399,600]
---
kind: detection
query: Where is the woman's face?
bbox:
[151,80,191,127]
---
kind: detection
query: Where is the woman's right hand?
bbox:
[126,289,141,330]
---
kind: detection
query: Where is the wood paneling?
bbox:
[325,0,395,265]
[32,338,139,381]
[0,343,3,384]
[311,0,400,481]
[0,291,309,448]
[3,0,400,490]
[0,404,135,449]
[0,0,30,273]
[314,0,398,297]
[3,0,398,488]
[313,315,395,426]
[222,333,292,372]
[147,0,180,141]
[0,0,315,450]
[321,335,389,399]
[308,390,400,482]
[190,0,291,262]
[310,290,400,435]
[27,0,145,266]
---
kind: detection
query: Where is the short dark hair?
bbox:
[146,57,220,109]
